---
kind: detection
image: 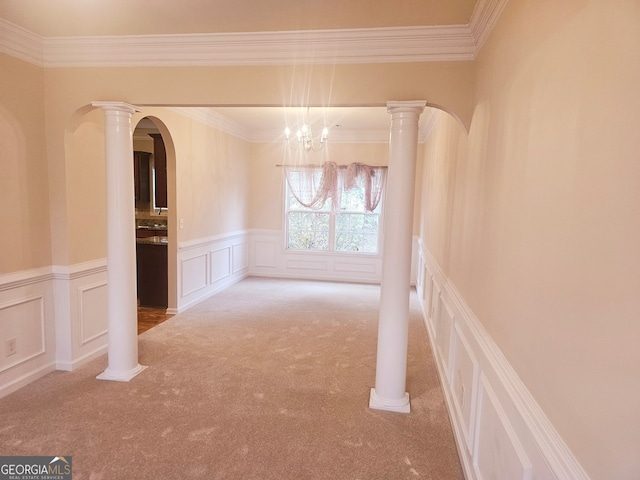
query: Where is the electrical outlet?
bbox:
[6,338,17,356]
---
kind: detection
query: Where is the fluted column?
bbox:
[93,101,148,382]
[370,100,425,413]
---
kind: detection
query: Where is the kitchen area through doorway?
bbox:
[133,118,173,333]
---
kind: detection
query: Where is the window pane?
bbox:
[335,213,379,253]
[340,187,365,211]
[288,190,330,211]
[287,212,330,250]
[287,170,331,211]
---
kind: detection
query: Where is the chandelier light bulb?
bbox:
[284,110,329,153]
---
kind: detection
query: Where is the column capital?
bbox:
[386,100,426,114]
[92,101,141,115]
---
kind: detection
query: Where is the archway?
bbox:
[132,116,178,331]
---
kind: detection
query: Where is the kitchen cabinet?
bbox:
[136,240,168,308]
[136,226,167,238]
[150,134,167,208]
[133,151,151,202]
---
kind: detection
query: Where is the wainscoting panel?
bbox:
[424,271,433,312]
[286,258,329,271]
[474,374,533,480]
[57,259,109,371]
[181,254,208,297]
[248,229,386,284]
[254,240,277,268]
[78,281,108,346]
[210,247,231,284]
[416,238,590,480]
[334,261,377,274]
[436,297,454,382]
[0,268,56,398]
[177,231,249,312]
[232,242,248,273]
[0,296,45,373]
[451,323,479,453]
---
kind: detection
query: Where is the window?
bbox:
[285,163,385,254]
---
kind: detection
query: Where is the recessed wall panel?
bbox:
[334,262,376,274]
[452,324,479,453]
[254,240,277,268]
[474,375,533,480]
[79,282,108,345]
[232,243,248,272]
[424,273,433,314]
[286,259,328,271]
[437,297,454,378]
[0,296,45,372]
[211,247,231,284]
[181,254,208,297]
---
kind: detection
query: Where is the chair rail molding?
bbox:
[415,237,591,480]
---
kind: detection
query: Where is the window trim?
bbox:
[283,175,384,256]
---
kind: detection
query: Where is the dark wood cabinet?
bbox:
[150,134,167,208]
[136,227,167,239]
[133,151,151,202]
[136,242,168,308]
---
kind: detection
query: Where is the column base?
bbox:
[369,387,411,413]
[97,364,148,382]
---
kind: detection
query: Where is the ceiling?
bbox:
[0,0,478,37]
[164,106,436,143]
[0,1,475,140]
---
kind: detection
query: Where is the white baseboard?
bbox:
[56,344,107,372]
[416,239,590,480]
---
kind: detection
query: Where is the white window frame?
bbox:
[283,177,384,256]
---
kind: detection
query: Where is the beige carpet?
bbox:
[0,277,464,480]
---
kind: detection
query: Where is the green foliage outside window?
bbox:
[286,180,381,254]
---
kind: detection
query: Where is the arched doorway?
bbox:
[132,116,176,333]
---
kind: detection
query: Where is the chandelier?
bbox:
[284,110,328,152]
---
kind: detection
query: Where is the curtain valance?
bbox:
[283,162,387,212]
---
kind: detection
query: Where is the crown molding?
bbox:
[40,25,474,67]
[0,18,44,66]
[469,0,510,55]
[0,1,509,67]
[170,107,254,141]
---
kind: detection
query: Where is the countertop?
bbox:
[136,236,168,245]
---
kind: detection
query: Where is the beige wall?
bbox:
[33,60,471,269]
[59,106,251,265]
[157,110,251,241]
[64,108,107,264]
[419,1,640,478]
[0,54,52,274]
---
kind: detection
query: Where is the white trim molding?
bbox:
[0,260,110,398]
[177,231,249,313]
[248,229,389,285]
[469,0,511,53]
[0,0,509,67]
[40,25,475,67]
[415,238,591,480]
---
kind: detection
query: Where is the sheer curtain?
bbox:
[284,162,387,212]
[344,163,386,211]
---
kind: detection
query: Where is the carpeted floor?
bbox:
[0,277,464,480]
